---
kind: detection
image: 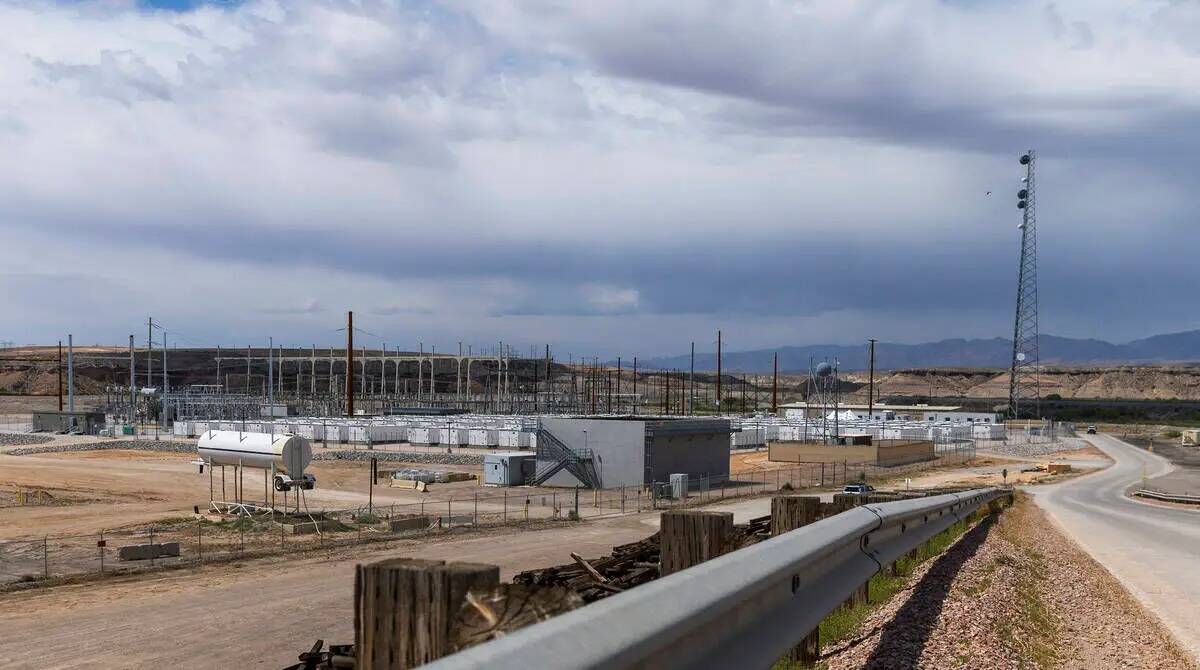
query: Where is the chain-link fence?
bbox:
[0,442,975,586]
[0,414,33,434]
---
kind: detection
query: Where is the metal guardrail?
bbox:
[1134,489,1200,505]
[425,487,1009,670]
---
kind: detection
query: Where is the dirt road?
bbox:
[0,516,655,669]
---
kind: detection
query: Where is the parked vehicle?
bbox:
[1086,426,1097,434]
[842,483,876,495]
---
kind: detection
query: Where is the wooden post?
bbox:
[355,558,499,669]
[659,510,734,576]
[769,495,822,537]
[771,496,823,663]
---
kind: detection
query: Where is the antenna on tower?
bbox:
[1009,150,1040,419]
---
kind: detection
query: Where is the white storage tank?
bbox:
[197,430,312,475]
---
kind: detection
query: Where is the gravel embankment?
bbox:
[823,495,1195,670]
[979,437,1087,458]
[313,450,483,465]
[0,433,54,447]
[5,440,195,456]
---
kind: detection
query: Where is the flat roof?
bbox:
[778,402,969,412]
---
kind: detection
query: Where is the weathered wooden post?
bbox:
[659,510,734,576]
[354,558,499,669]
[771,496,823,663]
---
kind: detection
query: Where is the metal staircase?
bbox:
[529,427,602,488]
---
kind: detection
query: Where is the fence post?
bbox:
[43,535,48,578]
[149,527,155,568]
[473,492,477,526]
[355,559,499,669]
[99,530,105,576]
[771,495,823,663]
[621,486,626,513]
[659,510,734,576]
[447,499,452,529]
[503,490,507,521]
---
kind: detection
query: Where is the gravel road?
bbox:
[823,496,1195,669]
[1031,433,1200,661]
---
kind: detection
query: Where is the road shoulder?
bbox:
[822,495,1195,669]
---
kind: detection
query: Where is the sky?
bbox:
[2,0,1200,358]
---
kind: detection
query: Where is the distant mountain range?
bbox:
[637,330,1200,373]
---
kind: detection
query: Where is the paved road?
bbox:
[1030,434,1200,660]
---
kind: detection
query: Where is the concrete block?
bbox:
[281,519,342,535]
[389,516,432,532]
[117,542,181,561]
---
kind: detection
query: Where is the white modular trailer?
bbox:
[468,428,499,447]
[407,427,440,445]
[198,430,312,475]
[483,452,535,486]
[366,425,405,443]
[731,427,766,448]
[498,430,530,449]
[325,424,347,443]
[438,428,468,446]
[972,423,1007,439]
[173,421,189,437]
[293,423,318,440]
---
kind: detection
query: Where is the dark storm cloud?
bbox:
[4,1,1200,351]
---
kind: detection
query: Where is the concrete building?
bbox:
[778,402,1001,424]
[537,417,732,489]
[32,410,105,435]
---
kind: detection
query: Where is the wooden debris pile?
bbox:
[512,514,773,602]
[513,533,662,602]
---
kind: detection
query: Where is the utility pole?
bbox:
[129,335,135,423]
[161,330,168,426]
[716,330,722,413]
[867,339,877,419]
[772,351,778,414]
[57,341,63,411]
[147,316,153,388]
[67,334,74,413]
[632,357,638,415]
[345,311,354,417]
[268,336,274,411]
[616,357,622,414]
[689,342,695,416]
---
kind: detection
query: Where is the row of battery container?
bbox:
[729,420,1005,448]
[173,414,1006,448]
[173,419,537,448]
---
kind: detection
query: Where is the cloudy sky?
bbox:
[2,0,1198,358]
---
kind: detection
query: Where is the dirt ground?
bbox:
[730,448,797,474]
[0,515,658,669]
[0,394,103,414]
